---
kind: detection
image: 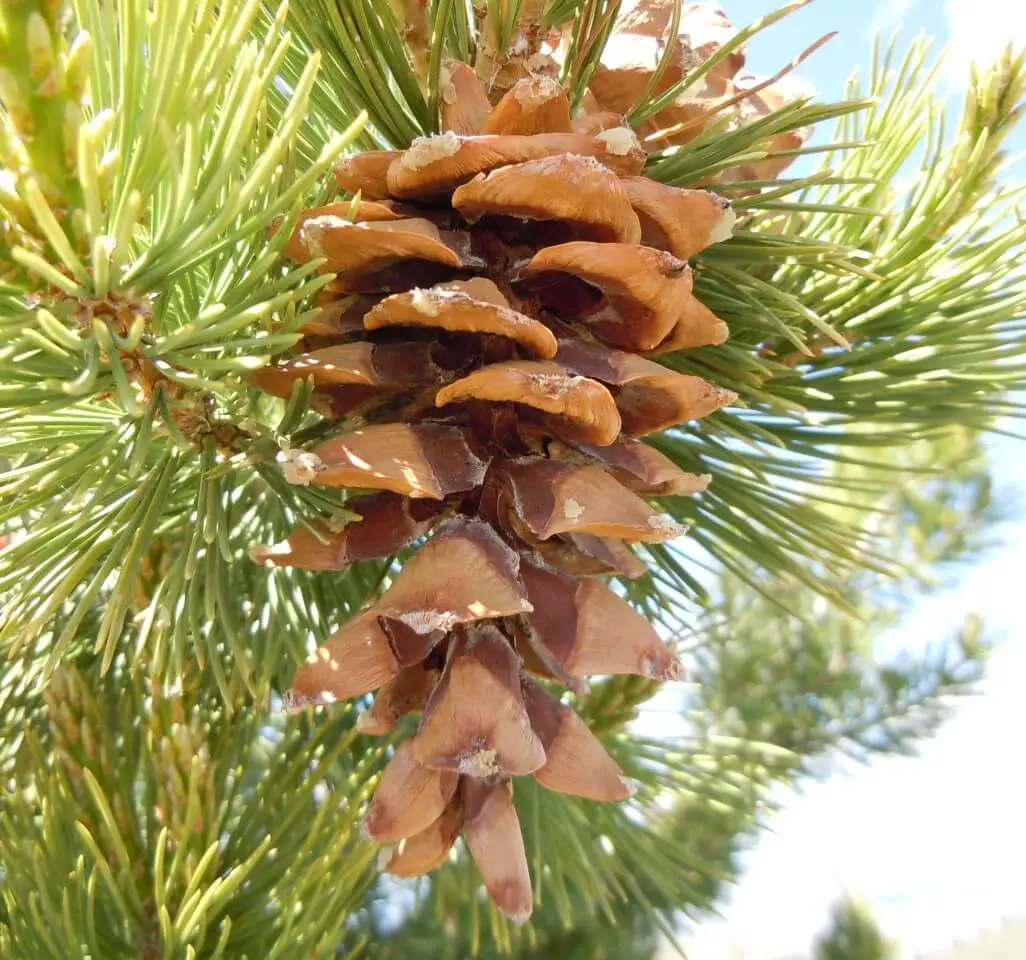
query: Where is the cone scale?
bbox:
[253,10,755,923]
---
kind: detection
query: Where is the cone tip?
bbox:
[507,904,533,926]
[490,880,534,925]
[635,647,686,682]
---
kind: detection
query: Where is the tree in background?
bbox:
[815,896,895,960]
[0,1,1022,957]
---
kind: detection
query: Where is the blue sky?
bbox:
[677,435,1026,959]
[658,2,1026,956]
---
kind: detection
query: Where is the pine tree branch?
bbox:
[646,39,1026,598]
[690,429,996,766]
[0,662,382,958]
[1,3,1021,954]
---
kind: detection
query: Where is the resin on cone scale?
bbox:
[245,10,794,922]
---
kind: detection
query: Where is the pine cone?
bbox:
[580,0,811,179]
[252,72,735,924]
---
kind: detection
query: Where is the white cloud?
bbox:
[946,0,1026,83]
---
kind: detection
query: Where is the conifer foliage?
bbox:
[1,0,1024,956]
[815,897,895,960]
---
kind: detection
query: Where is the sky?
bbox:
[676,437,1026,959]
[662,2,1026,957]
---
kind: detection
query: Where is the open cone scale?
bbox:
[249,0,810,924]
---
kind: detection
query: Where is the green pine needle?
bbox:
[0,1,1022,955]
